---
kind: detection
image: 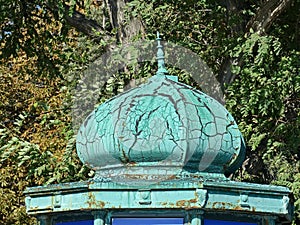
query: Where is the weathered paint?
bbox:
[24,179,293,223]
[92,211,106,225]
[76,73,246,180]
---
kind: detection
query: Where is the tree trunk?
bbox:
[104,0,145,43]
[217,0,246,91]
[217,0,293,90]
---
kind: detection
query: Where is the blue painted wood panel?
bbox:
[112,218,184,225]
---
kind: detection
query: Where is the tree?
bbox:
[0,0,299,224]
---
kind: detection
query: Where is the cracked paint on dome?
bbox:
[76,74,245,180]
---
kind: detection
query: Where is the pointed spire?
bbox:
[156,31,168,76]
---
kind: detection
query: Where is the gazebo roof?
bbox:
[76,32,245,182]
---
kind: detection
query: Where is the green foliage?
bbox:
[227,32,300,220]
[0,55,91,223]
[125,0,230,73]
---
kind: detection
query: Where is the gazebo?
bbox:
[25,34,293,225]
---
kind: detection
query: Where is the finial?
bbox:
[156,31,168,76]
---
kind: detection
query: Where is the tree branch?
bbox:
[63,4,108,37]
[247,0,293,35]
[45,3,110,39]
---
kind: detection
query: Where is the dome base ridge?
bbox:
[91,164,229,186]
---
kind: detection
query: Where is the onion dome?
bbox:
[76,33,246,182]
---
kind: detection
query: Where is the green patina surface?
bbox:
[25,34,293,225]
[156,32,169,76]
[76,75,245,180]
[24,179,293,223]
[76,32,245,181]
